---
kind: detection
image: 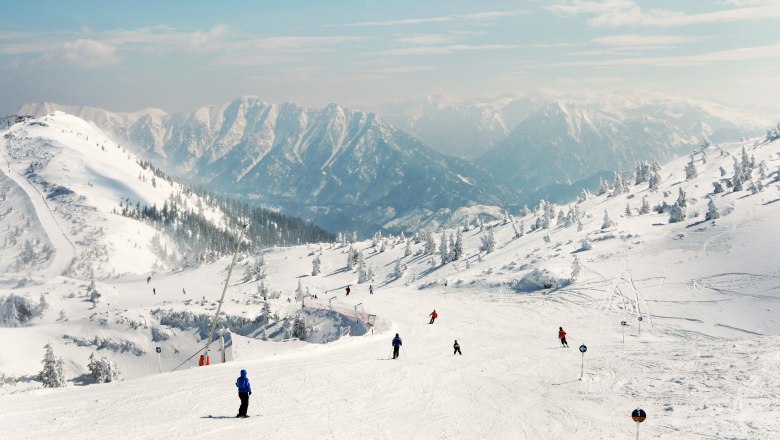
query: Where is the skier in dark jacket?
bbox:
[558,327,568,347]
[346,286,351,296]
[391,333,402,359]
[453,340,462,355]
[235,369,252,418]
[428,309,438,324]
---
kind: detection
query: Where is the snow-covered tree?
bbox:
[648,171,660,192]
[685,156,698,180]
[453,230,464,261]
[521,205,531,217]
[759,160,768,180]
[677,187,687,209]
[480,228,496,254]
[292,315,308,340]
[39,343,66,388]
[311,255,321,276]
[719,166,727,177]
[571,256,581,282]
[610,171,625,197]
[87,353,120,383]
[346,246,355,270]
[639,196,651,215]
[713,181,725,194]
[295,279,305,301]
[669,202,686,223]
[439,231,449,265]
[357,253,369,283]
[705,197,720,221]
[404,239,412,257]
[423,229,436,255]
[579,239,592,251]
[512,221,521,238]
[392,258,405,280]
[601,209,615,229]
[87,276,101,305]
[624,203,632,217]
[597,177,610,196]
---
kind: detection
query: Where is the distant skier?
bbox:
[346,286,351,296]
[146,276,151,284]
[558,327,568,347]
[391,333,402,359]
[235,369,252,418]
[182,288,186,295]
[428,309,438,324]
[369,284,373,295]
[153,288,156,295]
[453,340,462,355]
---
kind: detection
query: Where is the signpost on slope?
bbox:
[631,408,646,439]
[444,279,448,296]
[621,320,627,344]
[637,316,643,335]
[155,346,162,373]
[579,344,587,380]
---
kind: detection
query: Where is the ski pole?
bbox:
[402,346,407,358]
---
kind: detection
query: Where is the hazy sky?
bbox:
[2,0,779,113]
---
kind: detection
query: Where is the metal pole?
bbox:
[220,330,226,363]
[580,352,584,380]
[636,422,640,440]
[203,224,248,360]
[622,325,625,344]
[157,352,161,373]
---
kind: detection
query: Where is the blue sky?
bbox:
[2,0,779,113]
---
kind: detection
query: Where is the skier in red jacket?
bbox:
[558,327,568,347]
[429,309,438,324]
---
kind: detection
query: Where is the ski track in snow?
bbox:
[0,146,75,278]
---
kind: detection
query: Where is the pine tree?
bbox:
[439,231,449,265]
[713,181,725,194]
[87,353,120,383]
[677,187,687,209]
[648,171,660,192]
[601,209,614,229]
[705,197,720,221]
[685,156,698,180]
[424,229,436,255]
[346,246,355,270]
[392,258,405,279]
[292,315,308,340]
[39,343,66,388]
[295,279,305,301]
[480,228,496,253]
[512,221,521,238]
[571,256,581,282]
[311,255,321,276]
[639,196,651,215]
[669,202,686,223]
[357,253,369,283]
[453,229,464,261]
[624,203,632,217]
[597,178,609,196]
[404,239,412,257]
[87,276,101,305]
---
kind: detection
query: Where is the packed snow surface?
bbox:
[1,114,780,439]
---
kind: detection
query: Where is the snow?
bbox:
[1,113,780,438]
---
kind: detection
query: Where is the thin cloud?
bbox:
[41,39,120,69]
[550,41,780,67]
[331,10,525,27]
[395,35,453,45]
[547,0,780,27]
[376,44,519,56]
[593,34,708,47]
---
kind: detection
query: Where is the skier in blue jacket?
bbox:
[235,369,252,418]
[391,333,402,359]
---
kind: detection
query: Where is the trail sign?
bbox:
[155,346,162,353]
[637,316,643,321]
[578,344,587,380]
[621,320,627,326]
[632,408,646,422]
[579,344,587,353]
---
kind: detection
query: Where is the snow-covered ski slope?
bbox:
[0,112,226,278]
[1,113,780,439]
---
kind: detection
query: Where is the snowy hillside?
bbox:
[1,122,779,438]
[0,112,334,279]
[20,99,516,236]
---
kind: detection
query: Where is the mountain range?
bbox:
[20,91,775,234]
